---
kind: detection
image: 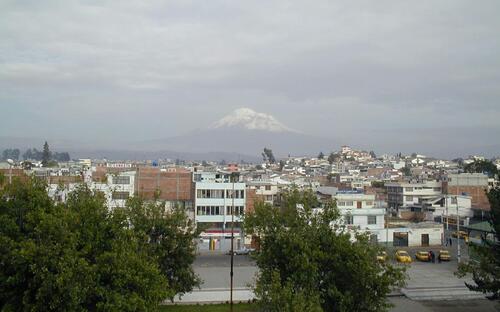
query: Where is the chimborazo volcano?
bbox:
[143,108,335,157]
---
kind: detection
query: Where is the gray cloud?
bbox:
[1,0,499,157]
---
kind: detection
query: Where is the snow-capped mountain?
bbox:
[210,108,297,133]
[135,107,335,158]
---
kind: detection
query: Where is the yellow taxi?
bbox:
[452,231,469,242]
[377,251,388,263]
[438,250,451,261]
[415,251,430,262]
[395,250,412,263]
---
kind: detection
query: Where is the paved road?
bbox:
[174,249,487,304]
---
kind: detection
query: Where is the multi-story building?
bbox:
[334,191,385,235]
[135,166,193,211]
[48,169,135,209]
[444,173,490,214]
[247,180,278,205]
[386,180,442,212]
[194,171,246,251]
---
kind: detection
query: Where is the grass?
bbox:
[159,303,256,311]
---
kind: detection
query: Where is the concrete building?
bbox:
[194,171,246,251]
[335,191,385,236]
[135,166,193,210]
[247,180,279,205]
[444,173,490,213]
[386,180,442,212]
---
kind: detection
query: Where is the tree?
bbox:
[244,188,406,311]
[464,160,498,178]
[124,198,201,300]
[457,187,500,300]
[2,148,20,161]
[262,148,276,164]
[0,179,172,311]
[327,152,339,165]
[369,150,377,159]
[53,152,71,162]
[42,141,51,167]
[318,152,324,160]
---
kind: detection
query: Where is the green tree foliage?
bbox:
[125,198,201,300]
[317,152,324,160]
[262,148,276,164]
[42,141,51,167]
[244,189,406,312]
[1,148,20,161]
[327,152,340,164]
[0,179,180,311]
[464,160,498,178]
[457,187,500,300]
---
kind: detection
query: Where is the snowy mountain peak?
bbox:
[210,108,296,133]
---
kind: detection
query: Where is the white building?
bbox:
[194,171,246,251]
[334,191,385,242]
[386,180,442,211]
[47,170,136,210]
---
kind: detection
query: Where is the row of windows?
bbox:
[337,201,373,207]
[112,176,131,185]
[344,215,377,225]
[112,191,130,200]
[196,206,245,216]
[405,187,441,192]
[196,189,245,199]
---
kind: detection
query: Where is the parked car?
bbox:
[415,251,430,262]
[377,251,388,263]
[395,250,412,263]
[452,231,469,242]
[226,247,256,255]
[438,250,451,261]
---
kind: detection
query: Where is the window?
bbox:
[367,215,377,225]
[366,201,373,206]
[451,197,457,204]
[345,201,354,206]
[197,189,225,199]
[226,206,244,216]
[265,185,271,191]
[405,187,413,192]
[112,192,129,200]
[433,187,441,192]
[405,196,413,201]
[345,215,353,225]
[226,189,244,199]
[112,176,130,184]
[196,206,224,216]
[337,201,345,206]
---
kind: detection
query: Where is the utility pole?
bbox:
[230,172,237,312]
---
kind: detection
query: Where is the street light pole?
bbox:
[230,172,236,312]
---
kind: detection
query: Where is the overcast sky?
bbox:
[1,1,499,157]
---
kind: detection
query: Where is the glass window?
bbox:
[368,215,377,225]
[112,191,129,200]
[405,187,413,192]
[112,176,130,184]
